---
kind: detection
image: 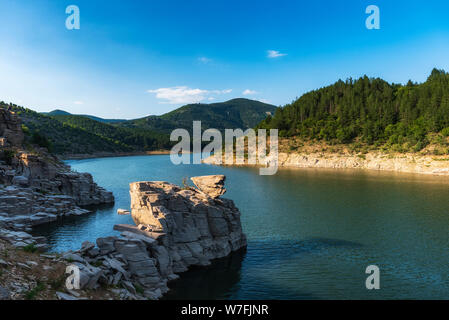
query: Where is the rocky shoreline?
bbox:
[61,150,171,161]
[203,151,449,176]
[56,175,246,300]
[1,108,246,300]
[1,108,114,250]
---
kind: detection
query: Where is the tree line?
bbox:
[257,69,449,152]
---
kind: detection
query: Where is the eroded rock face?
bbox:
[0,108,114,247]
[0,109,24,147]
[129,179,246,265]
[69,177,246,299]
[12,152,114,206]
[190,175,226,199]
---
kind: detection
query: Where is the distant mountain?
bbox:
[44,110,125,124]
[45,109,71,116]
[120,98,277,133]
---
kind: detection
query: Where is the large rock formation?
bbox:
[128,178,246,267]
[0,108,113,207]
[0,107,114,250]
[70,176,247,300]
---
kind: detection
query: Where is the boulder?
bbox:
[0,286,10,300]
[12,175,28,187]
[191,175,226,199]
[56,291,78,300]
[117,209,130,215]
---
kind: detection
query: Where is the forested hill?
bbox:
[44,110,125,124]
[0,98,274,156]
[257,69,449,153]
[121,98,277,133]
[0,103,171,155]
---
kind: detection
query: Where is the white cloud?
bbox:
[148,86,232,104]
[267,50,287,58]
[211,89,232,94]
[198,57,212,64]
[242,89,258,95]
[73,101,84,105]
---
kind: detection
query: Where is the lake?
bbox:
[33,155,449,299]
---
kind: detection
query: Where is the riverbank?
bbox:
[203,151,449,176]
[60,150,171,160]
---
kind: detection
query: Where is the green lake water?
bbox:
[33,155,449,299]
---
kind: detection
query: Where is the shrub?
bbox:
[1,149,15,165]
[441,127,449,137]
[24,281,45,300]
[31,132,52,151]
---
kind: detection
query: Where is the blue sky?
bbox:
[0,0,448,119]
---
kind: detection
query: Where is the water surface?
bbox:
[33,155,449,299]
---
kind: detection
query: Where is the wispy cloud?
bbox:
[267,50,287,58]
[73,101,84,105]
[212,89,232,94]
[242,89,258,95]
[198,57,212,64]
[148,86,232,104]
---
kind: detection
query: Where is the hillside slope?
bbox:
[51,114,170,152]
[45,110,125,124]
[121,98,277,133]
[257,69,449,154]
[1,103,170,155]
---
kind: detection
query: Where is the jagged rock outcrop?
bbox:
[190,175,226,199]
[0,108,114,207]
[128,179,246,266]
[11,152,114,206]
[71,176,246,300]
[0,184,91,234]
[0,108,24,147]
[0,108,114,252]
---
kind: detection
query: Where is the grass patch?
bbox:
[92,260,103,267]
[22,244,37,253]
[49,275,66,291]
[24,281,45,300]
[134,283,144,295]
